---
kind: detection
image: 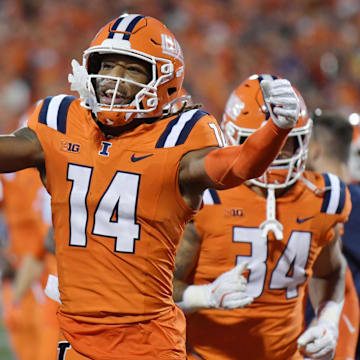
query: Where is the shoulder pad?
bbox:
[38,95,76,134]
[321,173,346,214]
[202,188,221,205]
[155,109,209,148]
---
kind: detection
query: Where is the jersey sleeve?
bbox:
[26,95,76,135]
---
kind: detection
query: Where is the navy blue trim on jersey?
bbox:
[108,17,124,39]
[38,97,52,125]
[57,96,76,134]
[175,110,208,146]
[155,115,180,148]
[336,178,346,214]
[122,15,144,40]
[208,189,221,204]
[155,110,209,148]
[38,95,76,134]
[320,173,332,213]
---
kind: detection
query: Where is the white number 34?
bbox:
[234,227,311,299]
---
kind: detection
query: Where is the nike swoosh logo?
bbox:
[131,153,154,162]
[343,314,356,333]
[296,216,314,224]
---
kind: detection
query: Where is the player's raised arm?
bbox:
[179,78,300,206]
[0,127,44,173]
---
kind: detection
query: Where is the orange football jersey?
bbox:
[0,169,50,264]
[0,166,58,360]
[26,95,224,354]
[186,171,351,360]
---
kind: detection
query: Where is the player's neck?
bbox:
[91,112,159,139]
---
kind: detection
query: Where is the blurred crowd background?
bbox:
[0,0,360,358]
[1,0,360,129]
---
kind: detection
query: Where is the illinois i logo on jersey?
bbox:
[99,141,112,157]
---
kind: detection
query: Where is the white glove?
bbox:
[68,59,89,99]
[297,321,338,360]
[178,262,253,312]
[68,59,99,113]
[44,274,62,304]
[260,78,300,129]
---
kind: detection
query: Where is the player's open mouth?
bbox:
[99,89,129,105]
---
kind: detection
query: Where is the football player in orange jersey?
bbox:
[173,74,350,360]
[306,110,360,360]
[0,14,300,359]
[0,169,59,360]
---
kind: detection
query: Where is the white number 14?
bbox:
[67,163,140,253]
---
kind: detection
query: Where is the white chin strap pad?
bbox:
[259,187,283,240]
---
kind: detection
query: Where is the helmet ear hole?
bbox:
[168,87,177,96]
[239,136,247,145]
[161,63,173,74]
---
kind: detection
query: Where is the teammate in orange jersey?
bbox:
[0,168,59,360]
[0,14,300,359]
[306,110,360,360]
[173,74,350,360]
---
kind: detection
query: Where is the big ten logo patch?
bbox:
[60,141,80,153]
[224,208,243,217]
[161,34,184,63]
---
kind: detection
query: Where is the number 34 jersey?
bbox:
[26,95,224,325]
[187,172,351,360]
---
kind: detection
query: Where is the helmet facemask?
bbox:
[224,119,312,189]
[81,48,174,125]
